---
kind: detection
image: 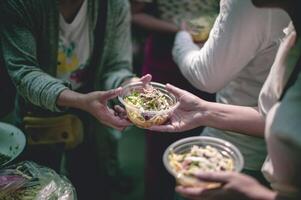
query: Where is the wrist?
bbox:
[193,99,210,127]
[57,89,86,110]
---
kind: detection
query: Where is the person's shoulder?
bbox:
[2,0,49,13]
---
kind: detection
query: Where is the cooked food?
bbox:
[187,16,216,42]
[169,145,234,187]
[123,86,173,128]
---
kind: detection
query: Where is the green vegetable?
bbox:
[124,87,171,111]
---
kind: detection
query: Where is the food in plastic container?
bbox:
[163,136,244,189]
[119,82,179,128]
[0,161,77,200]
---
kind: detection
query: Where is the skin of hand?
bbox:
[57,74,152,131]
[149,83,207,132]
[176,172,277,200]
[149,84,265,136]
[58,88,131,131]
[113,74,153,119]
[121,74,152,86]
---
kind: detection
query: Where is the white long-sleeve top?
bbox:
[172,0,290,170]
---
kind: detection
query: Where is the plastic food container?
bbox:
[118,82,179,128]
[163,136,244,188]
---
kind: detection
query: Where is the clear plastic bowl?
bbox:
[163,136,244,188]
[118,82,179,128]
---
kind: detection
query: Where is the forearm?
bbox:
[56,89,85,110]
[202,102,265,137]
[132,13,179,33]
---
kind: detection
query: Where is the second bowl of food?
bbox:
[163,136,244,189]
[118,81,179,128]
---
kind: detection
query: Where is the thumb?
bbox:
[102,87,122,100]
[166,83,186,99]
[140,74,152,84]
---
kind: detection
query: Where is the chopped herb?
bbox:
[124,87,171,112]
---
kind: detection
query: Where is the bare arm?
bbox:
[131,1,179,33]
[172,1,269,93]
[150,84,265,137]
[202,102,265,137]
[57,89,131,131]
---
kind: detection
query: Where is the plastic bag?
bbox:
[0,161,77,200]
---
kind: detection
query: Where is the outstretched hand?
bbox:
[122,74,152,86]
[80,87,131,131]
[149,84,207,132]
[176,172,276,200]
[113,74,153,121]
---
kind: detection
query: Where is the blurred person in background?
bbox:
[130,1,218,199]
[171,0,290,185]
[0,0,151,198]
[151,0,301,199]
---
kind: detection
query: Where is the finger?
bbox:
[102,108,132,127]
[148,124,178,132]
[139,74,152,84]
[102,87,122,100]
[107,117,132,129]
[114,105,126,114]
[195,172,232,183]
[165,83,187,99]
[114,105,128,119]
[102,120,128,132]
[176,186,204,199]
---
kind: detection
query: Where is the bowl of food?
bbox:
[163,136,244,189]
[0,122,26,168]
[118,82,179,128]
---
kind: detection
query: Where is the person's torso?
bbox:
[56,0,92,90]
[216,6,290,107]
[261,24,301,196]
[203,3,290,170]
[12,0,108,118]
[259,23,299,117]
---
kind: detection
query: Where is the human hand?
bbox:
[148,84,207,132]
[176,172,276,200]
[114,74,153,119]
[122,74,152,86]
[79,88,131,131]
